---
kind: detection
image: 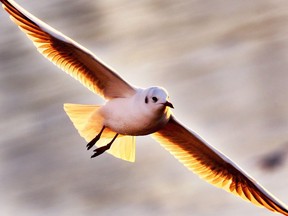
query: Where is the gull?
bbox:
[1,0,288,215]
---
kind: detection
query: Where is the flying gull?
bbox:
[1,0,288,215]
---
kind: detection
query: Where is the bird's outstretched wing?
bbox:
[1,0,136,99]
[152,116,288,215]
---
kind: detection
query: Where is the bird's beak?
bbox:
[163,101,174,109]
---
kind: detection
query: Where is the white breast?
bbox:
[100,96,170,136]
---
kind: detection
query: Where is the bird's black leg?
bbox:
[91,133,119,158]
[86,126,106,150]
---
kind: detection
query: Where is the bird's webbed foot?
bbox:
[89,133,119,158]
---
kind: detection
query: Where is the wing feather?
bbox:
[1,0,136,99]
[152,116,288,215]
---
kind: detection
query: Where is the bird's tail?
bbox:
[64,103,136,162]
[64,103,106,141]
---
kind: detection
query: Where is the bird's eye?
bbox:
[152,97,158,103]
[145,96,148,104]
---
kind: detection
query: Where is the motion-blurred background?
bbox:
[1,0,288,215]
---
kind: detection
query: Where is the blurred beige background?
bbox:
[1,0,288,215]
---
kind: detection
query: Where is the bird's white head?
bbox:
[143,86,174,111]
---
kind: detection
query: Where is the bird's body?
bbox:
[1,0,288,215]
[100,87,172,136]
